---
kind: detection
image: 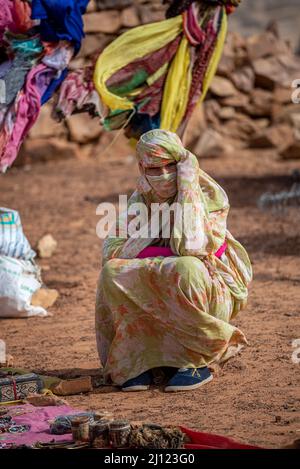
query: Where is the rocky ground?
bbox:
[231,0,300,51]
[1,137,300,449]
[18,5,300,168]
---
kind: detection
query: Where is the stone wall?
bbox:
[19,1,300,165]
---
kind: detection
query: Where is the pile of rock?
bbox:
[19,1,300,164]
[188,27,300,159]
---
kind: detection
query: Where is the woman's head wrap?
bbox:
[136,129,186,167]
[135,129,221,257]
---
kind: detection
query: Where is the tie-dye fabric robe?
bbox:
[95,130,252,385]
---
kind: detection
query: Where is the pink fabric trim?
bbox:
[182,4,206,46]
[214,241,227,259]
[137,246,174,259]
[137,242,227,259]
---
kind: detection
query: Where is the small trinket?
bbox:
[0,423,7,433]
[93,411,114,422]
[0,408,8,417]
[8,424,30,433]
[89,419,110,448]
[0,415,12,424]
[109,419,131,448]
[0,415,13,432]
[0,442,13,449]
[70,415,90,443]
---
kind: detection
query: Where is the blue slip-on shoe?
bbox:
[121,370,152,392]
[164,367,213,392]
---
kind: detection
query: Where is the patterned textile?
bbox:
[31,0,89,54]
[0,373,43,402]
[0,1,85,172]
[94,4,228,138]
[0,207,35,260]
[95,130,252,385]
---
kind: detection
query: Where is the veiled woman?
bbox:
[95,129,252,392]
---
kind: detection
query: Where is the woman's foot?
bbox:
[164,367,213,392]
[121,370,152,392]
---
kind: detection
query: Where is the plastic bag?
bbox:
[0,254,47,317]
[0,207,36,260]
[0,254,48,317]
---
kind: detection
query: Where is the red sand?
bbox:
[1,140,299,448]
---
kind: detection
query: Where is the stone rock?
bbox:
[247,89,273,117]
[67,114,102,144]
[255,118,271,130]
[229,31,247,51]
[228,32,248,68]
[96,0,132,10]
[280,142,300,159]
[273,104,300,125]
[219,106,236,120]
[217,53,235,77]
[19,138,81,163]
[183,104,207,148]
[84,11,121,33]
[221,114,259,141]
[29,104,67,139]
[231,66,255,93]
[216,39,235,77]
[281,439,300,450]
[151,2,167,12]
[192,128,228,158]
[204,99,221,126]
[210,76,237,98]
[31,288,59,309]
[277,54,300,75]
[0,353,14,368]
[25,394,68,407]
[37,234,57,258]
[86,0,97,12]
[246,31,290,61]
[249,124,294,150]
[53,376,93,396]
[266,21,280,39]
[290,114,300,134]
[139,6,165,24]
[79,143,96,159]
[221,92,249,110]
[78,34,110,58]
[274,86,294,105]
[253,57,289,90]
[121,7,139,27]
[221,32,247,67]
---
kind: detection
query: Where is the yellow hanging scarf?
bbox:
[93,8,227,134]
[200,10,227,102]
[93,16,182,112]
[161,10,227,131]
[160,35,192,132]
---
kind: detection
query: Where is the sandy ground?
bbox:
[1,138,300,449]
